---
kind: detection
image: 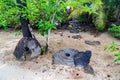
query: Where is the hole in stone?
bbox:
[65,53,70,57]
[76,73,79,76]
[25,47,29,51]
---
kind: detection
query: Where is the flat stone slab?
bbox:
[85,40,100,45]
[53,48,91,67]
[72,35,82,39]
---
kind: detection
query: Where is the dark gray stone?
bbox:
[70,29,79,33]
[72,35,82,39]
[74,24,88,32]
[15,0,42,61]
[53,48,91,67]
[74,50,91,67]
[83,65,95,76]
[13,37,42,60]
[85,40,100,45]
[53,48,79,66]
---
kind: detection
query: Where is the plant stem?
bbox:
[45,0,60,51]
[46,12,56,51]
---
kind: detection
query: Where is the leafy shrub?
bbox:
[1,0,119,32]
[104,41,120,62]
[37,20,56,36]
[66,0,120,31]
[108,24,120,38]
[104,41,117,52]
[17,0,68,35]
[0,0,67,34]
[93,8,107,31]
[64,0,107,31]
[0,0,19,30]
[102,0,120,22]
[66,0,103,19]
[114,51,120,62]
[35,0,66,35]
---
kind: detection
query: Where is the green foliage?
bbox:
[102,0,120,21]
[66,0,103,19]
[64,0,106,31]
[0,0,19,30]
[37,20,56,36]
[104,41,120,62]
[114,51,120,62]
[93,8,106,31]
[0,0,67,35]
[35,0,66,35]
[64,0,120,31]
[1,0,119,32]
[19,0,67,35]
[104,41,117,52]
[25,0,40,22]
[41,46,48,54]
[108,24,120,38]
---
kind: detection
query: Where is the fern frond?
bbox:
[93,8,107,31]
[68,9,82,19]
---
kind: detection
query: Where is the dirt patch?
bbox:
[0,30,120,80]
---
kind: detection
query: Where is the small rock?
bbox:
[59,32,63,36]
[72,35,82,39]
[75,25,88,32]
[35,73,37,75]
[35,61,39,64]
[68,36,70,38]
[54,32,57,34]
[60,33,63,36]
[42,69,47,73]
[66,77,70,79]
[83,65,95,75]
[68,25,73,28]
[59,68,63,71]
[57,42,60,44]
[107,64,110,67]
[75,25,82,29]
[85,40,100,45]
[70,29,79,33]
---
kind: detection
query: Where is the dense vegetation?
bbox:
[0,0,120,32]
[104,41,120,62]
[108,24,120,39]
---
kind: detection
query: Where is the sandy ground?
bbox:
[0,29,120,80]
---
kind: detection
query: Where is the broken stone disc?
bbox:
[53,48,79,66]
[74,50,91,67]
[13,37,42,60]
[53,48,91,67]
